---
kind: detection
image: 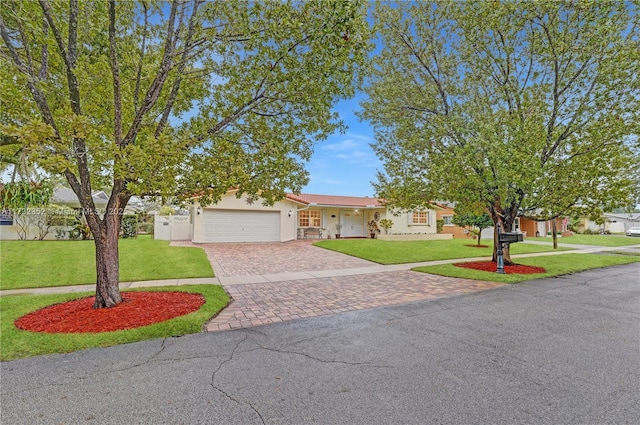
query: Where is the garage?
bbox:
[202,209,281,242]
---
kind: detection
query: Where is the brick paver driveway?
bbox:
[174,240,501,331]
[198,240,375,277]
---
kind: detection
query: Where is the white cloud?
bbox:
[323,139,360,152]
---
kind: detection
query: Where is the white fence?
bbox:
[154,215,192,241]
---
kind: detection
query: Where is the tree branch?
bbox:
[0,14,60,137]
[121,0,179,146]
[133,1,149,114]
[155,0,204,138]
[108,0,122,145]
[39,0,82,115]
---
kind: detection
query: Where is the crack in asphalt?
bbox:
[209,334,266,424]
[257,345,391,368]
[1,339,170,396]
[205,331,391,424]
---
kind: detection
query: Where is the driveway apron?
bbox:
[174,240,500,331]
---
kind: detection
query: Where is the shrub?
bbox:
[158,205,176,216]
[379,218,394,234]
[121,214,138,238]
[69,220,91,240]
[138,222,154,235]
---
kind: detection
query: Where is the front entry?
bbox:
[341,210,364,237]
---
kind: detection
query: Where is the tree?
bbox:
[452,212,493,247]
[1,0,370,307]
[361,0,639,264]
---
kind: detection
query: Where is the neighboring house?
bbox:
[603,212,640,233]
[572,212,640,234]
[518,217,567,237]
[435,202,568,240]
[50,187,109,216]
[190,190,440,243]
[435,203,474,240]
[1,187,111,240]
[52,187,144,214]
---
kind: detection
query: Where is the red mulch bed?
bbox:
[15,291,205,334]
[455,261,546,274]
[464,244,489,248]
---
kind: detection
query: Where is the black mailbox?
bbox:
[499,232,523,243]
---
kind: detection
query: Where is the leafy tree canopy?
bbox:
[361,0,639,261]
[1,0,371,307]
[452,211,493,246]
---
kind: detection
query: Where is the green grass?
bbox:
[529,234,640,247]
[0,285,229,361]
[0,237,214,290]
[413,253,640,284]
[314,238,571,264]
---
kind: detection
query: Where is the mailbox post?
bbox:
[496,223,505,274]
[496,222,524,274]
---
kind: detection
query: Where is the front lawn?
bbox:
[413,253,640,284]
[314,238,570,264]
[0,285,229,361]
[529,234,640,247]
[1,237,214,290]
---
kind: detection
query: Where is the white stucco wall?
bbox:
[297,207,439,238]
[0,217,69,241]
[382,209,438,235]
[299,207,385,238]
[192,191,300,243]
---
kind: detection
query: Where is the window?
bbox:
[442,215,453,225]
[411,211,429,225]
[299,210,322,227]
[513,217,520,232]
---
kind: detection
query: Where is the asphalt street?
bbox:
[1,263,639,424]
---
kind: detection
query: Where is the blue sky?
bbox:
[302,94,382,197]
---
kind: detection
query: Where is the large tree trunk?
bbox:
[75,181,129,309]
[93,211,123,308]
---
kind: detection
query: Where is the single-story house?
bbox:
[517,217,568,237]
[50,187,110,215]
[435,203,474,239]
[0,187,110,240]
[434,202,568,240]
[189,190,444,243]
[572,212,639,234]
[603,212,640,233]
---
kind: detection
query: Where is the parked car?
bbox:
[626,227,640,237]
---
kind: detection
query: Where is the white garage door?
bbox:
[202,209,281,242]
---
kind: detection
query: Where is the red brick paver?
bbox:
[172,240,501,332]
[196,240,375,277]
[206,271,500,331]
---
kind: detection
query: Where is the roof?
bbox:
[604,212,640,221]
[286,193,385,208]
[52,188,109,206]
